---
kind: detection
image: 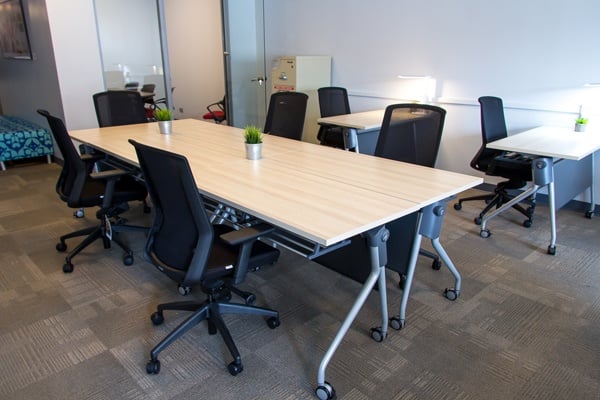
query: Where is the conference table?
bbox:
[69,119,481,399]
[485,126,600,254]
[317,109,384,152]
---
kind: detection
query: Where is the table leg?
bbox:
[0,161,5,171]
[547,180,557,255]
[315,225,389,400]
[342,128,359,153]
[586,155,595,218]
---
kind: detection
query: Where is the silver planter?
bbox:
[574,123,586,132]
[158,120,172,134]
[245,143,262,160]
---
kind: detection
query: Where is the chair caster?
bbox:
[522,219,532,228]
[56,242,67,252]
[585,210,594,219]
[547,245,556,255]
[431,258,442,270]
[474,216,482,225]
[370,326,387,342]
[63,262,74,273]
[123,254,134,266]
[74,208,85,218]
[453,203,462,211]
[227,361,243,376]
[315,381,336,400]
[146,359,161,374]
[178,285,191,296]
[390,316,405,330]
[480,229,491,238]
[150,312,164,325]
[266,316,280,329]
[444,288,459,301]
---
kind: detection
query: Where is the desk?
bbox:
[317,109,384,153]
[485,126,600,254]
[69,119,481,399]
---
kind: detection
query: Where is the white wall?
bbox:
[45,0,104,130]
[263,0,600,202]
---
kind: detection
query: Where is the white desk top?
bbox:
[70,119,481,246]
[487,126,600,161]
[317,110,385,130]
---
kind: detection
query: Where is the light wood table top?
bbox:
[487,126,600,160]
[70,119,482,247]
[317,109,385,130]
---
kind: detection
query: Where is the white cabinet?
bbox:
[271,56,331,143]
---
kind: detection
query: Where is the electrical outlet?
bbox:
[179,107,184,113]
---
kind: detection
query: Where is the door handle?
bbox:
[251,76,267,86]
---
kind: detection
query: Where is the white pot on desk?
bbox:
[158,120,172,134]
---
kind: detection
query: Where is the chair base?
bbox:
[146,286,279,376]
[454,182,535,228]
[56,217,148,273]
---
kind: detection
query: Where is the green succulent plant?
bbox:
[244,125,263,144]
[154,108,172,121]
[575,117,588,124]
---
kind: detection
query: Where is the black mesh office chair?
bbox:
[317,87,351,149]
[453,96,534,227]
[374,103,447,283]
[129,140,280,376]
[263,91,308,140]
[93,90,148,127]
[37,110,149,273]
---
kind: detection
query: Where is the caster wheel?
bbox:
[63,262,74,273]
[585,210,594,219]
[267,316,280,329]
[389,316,405,330]
[315,381,336,400]
[123,254,134,266]
[453,203,462,211]
[370,327,386,342]
[178,285,191,296]
[398,273,407,290]
[444,288,459,301]
[245,293,256,305]
[228,361,243,376]
[522,219,532,228]
[56,242,67,252]
[74,208,85,218]
[150,312,164,325]
[474,216,482,225]
[146,359,160,374]
[431,259,442,270]
[480,229,490,238]
[547,245,556,255]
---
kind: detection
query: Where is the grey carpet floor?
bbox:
[0,161,598,399]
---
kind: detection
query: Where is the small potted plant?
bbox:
[154,108,173,134]
[244,125,263,160]
[575,117,588,132]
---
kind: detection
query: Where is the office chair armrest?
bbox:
[219,223,275,246]
[80,153,105,163]
[221,223,276,285]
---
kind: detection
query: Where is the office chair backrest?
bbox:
[130,140,212,284]
[263,91,308,140]
[37,109,87,204]
[93,90,148,127]
[374,104,446,168]
[318,87,350,117]
[470,96,508,171]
